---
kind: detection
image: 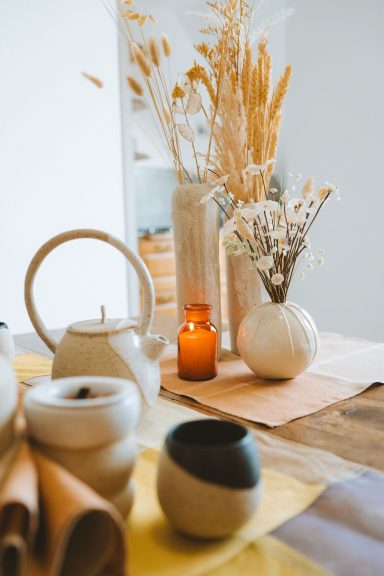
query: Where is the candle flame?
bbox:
[188,322,195,332]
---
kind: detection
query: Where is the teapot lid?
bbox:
[68,306,137,336]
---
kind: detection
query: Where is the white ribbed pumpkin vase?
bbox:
[237,301,319,380]
[172,183,222,352]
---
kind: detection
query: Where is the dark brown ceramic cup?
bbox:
[157,419,262,539]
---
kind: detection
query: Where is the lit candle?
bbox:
[178,304,218,381]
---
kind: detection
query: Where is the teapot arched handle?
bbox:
[24,229,155,353]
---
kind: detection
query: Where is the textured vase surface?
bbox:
[237,301,319,379]
[172,183,222,352]
[227,252,265,354]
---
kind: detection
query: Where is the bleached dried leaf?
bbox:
[178,124,195,143]
[186,92,202,115]
[172,102,184,114]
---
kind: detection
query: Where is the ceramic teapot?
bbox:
[24,229,168,406]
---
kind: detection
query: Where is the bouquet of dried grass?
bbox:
[186,0,292,201]
[118,1,220,185]
[116,0,291,192]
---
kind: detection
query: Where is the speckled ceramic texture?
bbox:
[24,228,168,407]
[172,184,222,355]
[237,301,319,379]
[157,449,262,539]
[24,377,141,518]
[226,252,265,355]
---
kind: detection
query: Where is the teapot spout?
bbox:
[142,334,169,362]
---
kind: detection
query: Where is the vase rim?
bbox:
[183,303,212,311]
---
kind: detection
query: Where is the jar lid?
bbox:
[68,305,136,335]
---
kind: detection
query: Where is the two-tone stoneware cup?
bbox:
[157,419,262,539]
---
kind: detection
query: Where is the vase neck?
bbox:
[184,304,212,324]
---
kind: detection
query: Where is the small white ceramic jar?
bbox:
[0,323,17,456]
[24,376,141,517]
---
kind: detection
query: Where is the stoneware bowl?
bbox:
[24,376,141,518]
[157,419,261,539]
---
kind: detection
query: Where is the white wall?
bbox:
[284,0,384,340]
[0,0,131,335]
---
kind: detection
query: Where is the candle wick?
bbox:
[76,387,90,399]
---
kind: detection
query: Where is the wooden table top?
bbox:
[15,315,384,472]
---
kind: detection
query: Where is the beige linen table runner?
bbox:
[161,333,384,427]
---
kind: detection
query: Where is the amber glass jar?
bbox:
[178,304,218,381]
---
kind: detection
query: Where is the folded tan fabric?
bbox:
[0,441,126,576]
[0,442,38,576]
[161,333,384,427]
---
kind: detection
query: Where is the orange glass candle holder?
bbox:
[178,304,218,381]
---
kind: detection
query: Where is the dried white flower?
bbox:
[285,205,306,226]
[223,217,236,238]
[325,181,340,193]
[317,256,324,266]
[177,124,194,142]
[257,255,274,271]
[235,213,254,241]
[280,191,289,203]
[302,236,311,248]
[268,229,287,240]
[215,175,229,186]
[245,159,275,175]
[271,273,284,285]
[185,91,202,114]
[306,262,314,270]
[200,186,221,204]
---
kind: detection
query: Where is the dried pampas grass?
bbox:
[161,34,172,57]
[149,37,161,68]
[127,76,144,97]
[131,42,152,77]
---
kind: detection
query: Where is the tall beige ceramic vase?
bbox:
[226,253,265,355]
[172,183,222,354]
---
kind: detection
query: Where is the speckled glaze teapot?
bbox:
[24,229,168,406]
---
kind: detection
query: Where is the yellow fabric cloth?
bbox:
[14,353,52,383]
[127,449,325,576]
[205,536,333,576]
